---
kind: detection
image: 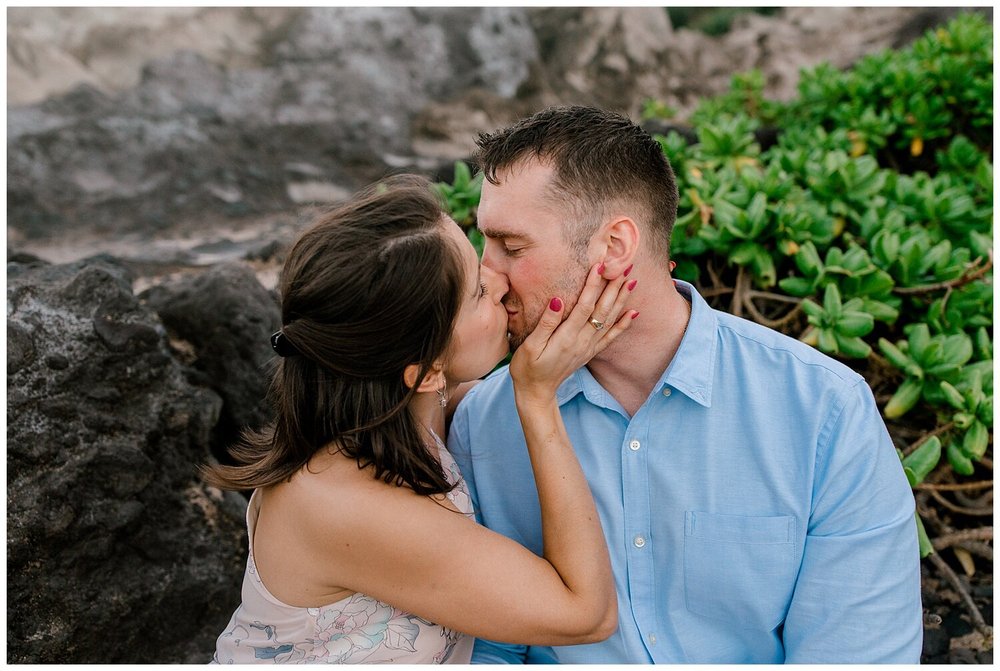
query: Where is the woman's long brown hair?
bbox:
[202,175,464,496]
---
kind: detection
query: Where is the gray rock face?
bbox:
[7,256,247,663]
[8,7,538,243]
[139,262,281,461]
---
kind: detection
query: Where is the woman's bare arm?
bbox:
[300,264,634,645]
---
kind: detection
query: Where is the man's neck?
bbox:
[587,277,691,417]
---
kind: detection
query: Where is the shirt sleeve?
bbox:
[470,639,527,664]
[782,378,923,662]
[470,639,558,664]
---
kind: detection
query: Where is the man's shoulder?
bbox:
[712,308,863,387]
[458,364,515,411]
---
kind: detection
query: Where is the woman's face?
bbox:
[441,217,510,383]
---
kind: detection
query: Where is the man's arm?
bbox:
[783,379,923,662]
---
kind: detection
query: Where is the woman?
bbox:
[207,175,637,663]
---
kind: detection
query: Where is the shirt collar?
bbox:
[659,280,716,408]
[554,279,717,410]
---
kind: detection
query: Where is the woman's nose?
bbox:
[482,265,509,302]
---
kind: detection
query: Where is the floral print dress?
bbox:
[213,437,475,664]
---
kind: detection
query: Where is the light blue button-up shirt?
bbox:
[448,280,922,664]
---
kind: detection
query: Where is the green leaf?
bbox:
[939,381,966,410]
[885,377,924,419]
[978,397,993,428]
[835,334,872,358]
[874,229,901,264]
[947,441,976,476]
[902,436,941,486]
[801,299,824,319]
[753,248,777,287]
[915,513,934,558]
[778,276,816,297]
[745,192,768,234]
[961,420,989,460]
[879,338,913,371]
[861,299,899,324]
[795,241,823,276]
[453,160,471,189]
[924,239,952,270]
[856,269,895,297]
[729,241,758,265]
[836,311,875,337]
[822,283,843,319]
[941,334,974,367]
[817,327,838,353]
[974,326,992,360]
[921,340,945,368]
[908,324,932,361]
[969,230,993,260]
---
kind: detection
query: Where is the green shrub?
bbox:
[660,13,993,556]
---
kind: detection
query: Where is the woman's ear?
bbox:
[403,360,446,393]
[590,215,640,278]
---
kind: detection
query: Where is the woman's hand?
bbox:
[510,263,636,402]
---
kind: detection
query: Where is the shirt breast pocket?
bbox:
[683,511,798,630]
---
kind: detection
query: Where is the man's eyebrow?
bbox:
[477,225,525,241]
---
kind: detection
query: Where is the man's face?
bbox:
[476,159,592,349]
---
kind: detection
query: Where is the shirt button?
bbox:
[629,439,641,451]
[662,387,672,397]
[648,633,657,645]
[633,535,646,548]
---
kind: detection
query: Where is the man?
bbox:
[447,106,923,663]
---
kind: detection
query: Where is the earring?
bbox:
[437,386,449,408]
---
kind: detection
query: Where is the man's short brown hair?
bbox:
[474,105,679,262]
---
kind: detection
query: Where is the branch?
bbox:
[902,421,956,457]
[932,527,993,550]
[928,489,994,516]
[700,286,734,298]
[926,551,992,638]
[731,266,746,318]
[916,480,994,492]
[953,541,993,562]
[747,290,804,305]
[893,253,993,295]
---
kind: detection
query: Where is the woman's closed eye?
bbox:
[479,282,489,299]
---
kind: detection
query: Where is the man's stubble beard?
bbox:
[506,262,590,351]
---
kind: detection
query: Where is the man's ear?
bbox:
[403,360,446,393]
[591,215,640,277]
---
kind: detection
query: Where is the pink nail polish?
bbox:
[549,297,563,312]
[631,311,640,319]
[627,279,637,291]
[597,262,606,275]
[623,264,634,277]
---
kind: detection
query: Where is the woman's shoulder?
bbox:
[277,445,451,534]
[280,446,380,505]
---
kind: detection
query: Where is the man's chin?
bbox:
[506,330,528,352]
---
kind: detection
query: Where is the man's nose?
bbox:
[480,242,499,272]
[482,265,509,302]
